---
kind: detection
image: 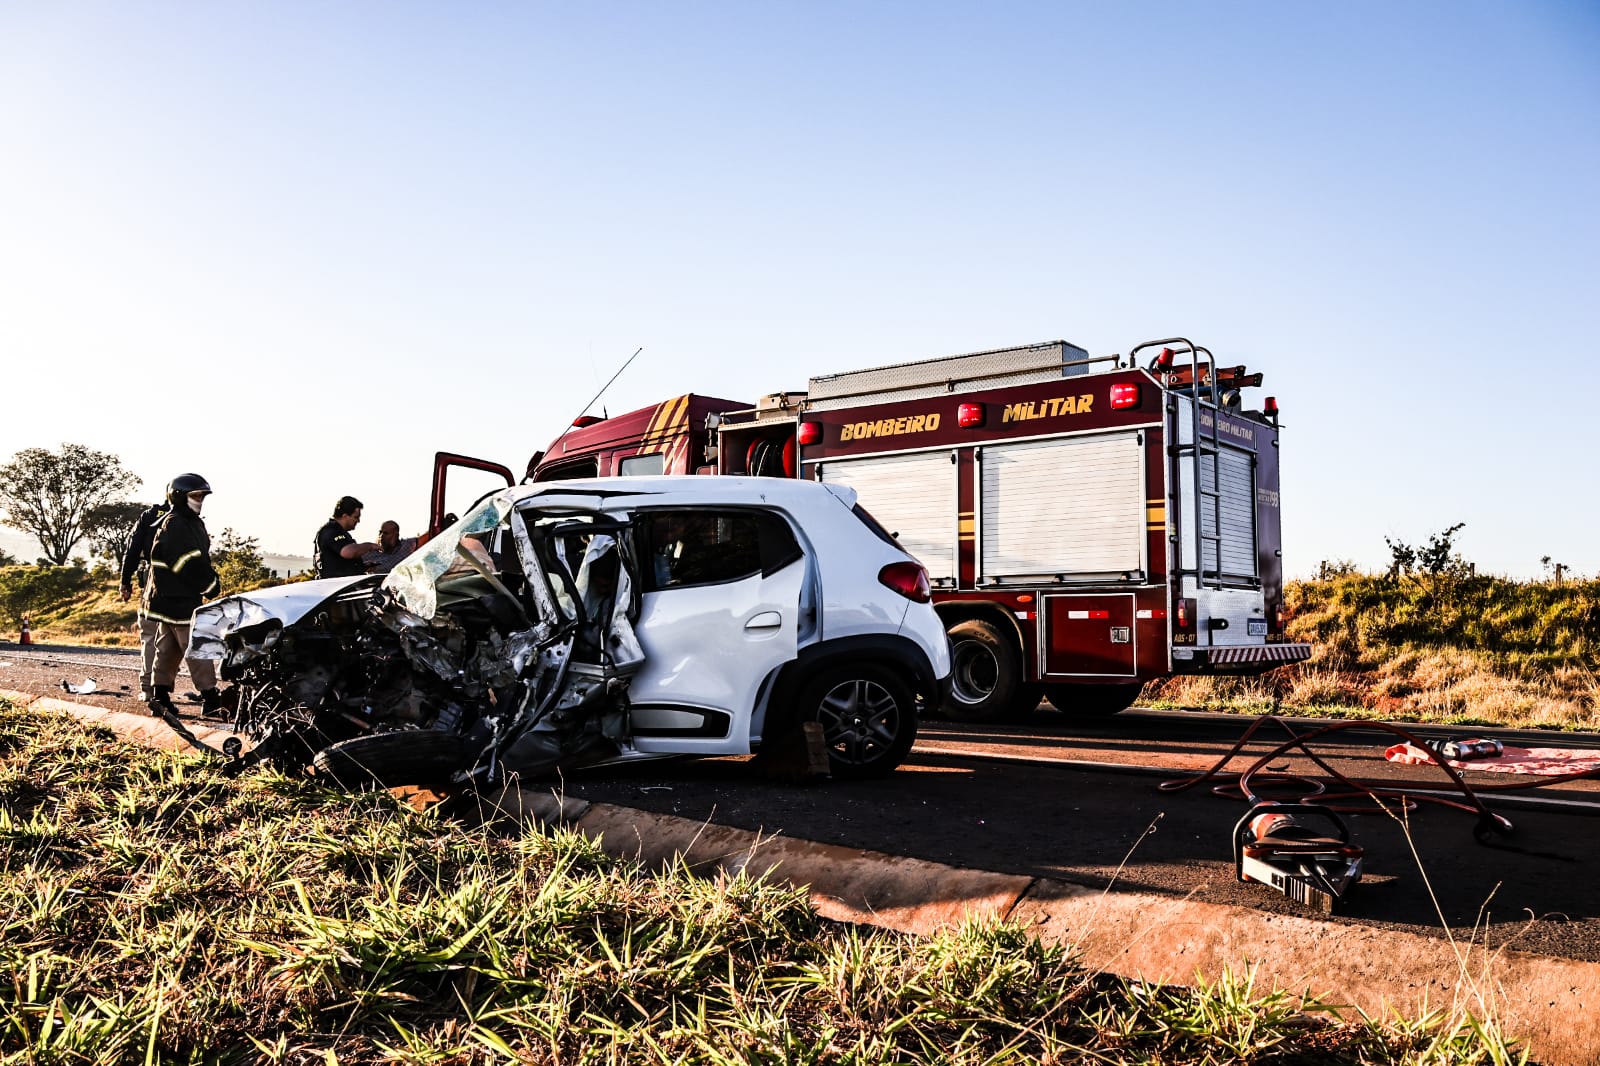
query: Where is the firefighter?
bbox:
[144,473,222,717]
[119,483,170,702]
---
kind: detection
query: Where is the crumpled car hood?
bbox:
[189,576,377,662]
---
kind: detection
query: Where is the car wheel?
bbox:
[312,730,471,788]
[1042,682,1144,718]
[942,618,1021,722]
[800,664,917,779]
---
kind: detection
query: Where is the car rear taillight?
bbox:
[878,561,931,603]
[1110,383,1141,410]
[1175,598,1196,630]
[958,402,985,428]
[796,421,822,446]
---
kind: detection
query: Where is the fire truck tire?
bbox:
[313,730,470,788]
[942,618,1022,722]
[1042,682,1144,718]
[800,663,918,779]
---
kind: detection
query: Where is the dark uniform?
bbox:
[315,518,367,579]
[145,474,221,714]
[120,501,169,699]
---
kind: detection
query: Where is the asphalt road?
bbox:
[6,641,1600,961]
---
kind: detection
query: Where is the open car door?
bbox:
[430,451,515,534]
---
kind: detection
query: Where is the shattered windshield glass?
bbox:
[383,491,516,620]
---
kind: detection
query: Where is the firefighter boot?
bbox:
[200,688,224,717]
[147,685,177,718]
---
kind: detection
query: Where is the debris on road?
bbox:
[59,677,122,697]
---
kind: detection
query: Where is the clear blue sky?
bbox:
[1,2,1595,576]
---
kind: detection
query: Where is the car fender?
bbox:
[753,633,946,744]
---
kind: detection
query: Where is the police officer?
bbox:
[145,473,222,716]
[314,495,380,578]
[119,484,170,702]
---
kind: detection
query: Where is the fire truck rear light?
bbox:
[571,415,604,428]
[878,562,931,603]
[1264,396,1279,416]
[796,421,822,446]
[1274,604,1286,630]
[1109,383,1141,410]
[1155,347,1176,370]
[1175,598,1196,629]
[958,402,985,428]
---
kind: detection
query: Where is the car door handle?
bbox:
[745,611,783,631]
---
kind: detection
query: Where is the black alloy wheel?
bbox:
[801,664,917,779]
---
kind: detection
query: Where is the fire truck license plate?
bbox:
[1248,620,1267,636]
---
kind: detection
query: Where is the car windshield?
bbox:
[382,490,516,620]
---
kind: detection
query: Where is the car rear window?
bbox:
[850,504,902,549]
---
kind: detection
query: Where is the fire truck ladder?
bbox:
[1133,338,1225,595]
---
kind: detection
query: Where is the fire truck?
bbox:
[430,338,1311,720]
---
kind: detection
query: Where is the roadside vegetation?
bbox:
[1148,529,1598,730]
[0,531,288,647]
[0,698,1526,1064]
[4,509,1594,729]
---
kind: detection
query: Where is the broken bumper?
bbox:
[1171,642,1312,674]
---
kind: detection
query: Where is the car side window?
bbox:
[640,509,801,591]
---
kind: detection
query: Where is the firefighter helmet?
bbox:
[168,473,212,506]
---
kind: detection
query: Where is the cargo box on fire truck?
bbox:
[431,338,1311,720]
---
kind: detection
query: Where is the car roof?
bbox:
[498,475,859,512]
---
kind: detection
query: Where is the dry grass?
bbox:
[1147,574,1600,729]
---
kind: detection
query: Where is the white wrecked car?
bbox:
[189,477,951,785]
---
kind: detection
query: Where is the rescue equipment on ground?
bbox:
[1163,715,1597,912]
[1433,737,1504,760]
[1233,802,1363,913]
[19,618,30,645]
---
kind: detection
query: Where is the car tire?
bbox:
[1042,682,1144,718]
[312,730,471,788]
[942,618,1022,722]
[800,663,917,779]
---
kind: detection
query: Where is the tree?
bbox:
[212,528,275,594]
[83,501,149,570]
[0,444,140,565]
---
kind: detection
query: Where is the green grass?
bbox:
[0,697,1528,1064]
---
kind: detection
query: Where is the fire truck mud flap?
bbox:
[1171,643,1313,675]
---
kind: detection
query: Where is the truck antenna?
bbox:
[555,346,643,442]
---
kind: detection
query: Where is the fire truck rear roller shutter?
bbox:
[816,451,956,581]
[1201,447,1258,580]
[980,434,1143,579]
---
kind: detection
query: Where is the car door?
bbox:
[627,507,805,754]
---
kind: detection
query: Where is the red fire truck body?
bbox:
[434,338,1311,720]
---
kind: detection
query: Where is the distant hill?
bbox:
[3,528,309,578]
[263,553,312,578]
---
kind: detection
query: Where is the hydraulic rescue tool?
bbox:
[1233,802,1364,913]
